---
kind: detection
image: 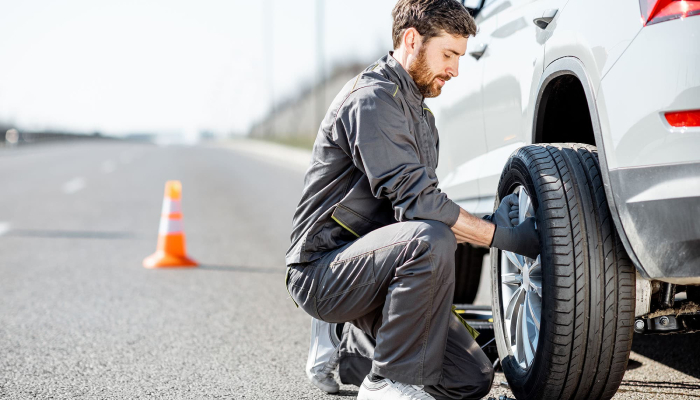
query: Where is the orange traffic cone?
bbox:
[143,180,198,268]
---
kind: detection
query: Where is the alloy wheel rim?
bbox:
[500,185,542,370]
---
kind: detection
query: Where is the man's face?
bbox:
[408,32,468,98]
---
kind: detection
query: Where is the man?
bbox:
[286,0,540,398]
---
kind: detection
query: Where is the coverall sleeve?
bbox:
[336,86,461,227]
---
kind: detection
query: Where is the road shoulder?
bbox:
[212,138,311,173]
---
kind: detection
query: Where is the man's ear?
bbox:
[403,27,421,55]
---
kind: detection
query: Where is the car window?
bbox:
[478,0,511,22]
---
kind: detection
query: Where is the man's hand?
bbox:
[450,195,540,259]
[490,217,540,259]
[488,193,520,227]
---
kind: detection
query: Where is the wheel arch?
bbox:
[531,56,646,277]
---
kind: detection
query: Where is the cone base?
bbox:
[143,251,198,269]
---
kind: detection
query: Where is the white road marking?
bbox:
[0,222,10,237]
[101,160,116,173]
[62,177,86,194]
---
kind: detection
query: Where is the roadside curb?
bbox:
[213,138,312,173]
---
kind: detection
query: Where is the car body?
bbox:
[432,0,700,285]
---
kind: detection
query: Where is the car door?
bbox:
[479,0,569,197]
[433,0,500,214]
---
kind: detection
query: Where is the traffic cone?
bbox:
[143,180,198,268]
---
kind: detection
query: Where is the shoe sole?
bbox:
[310,376,339,394]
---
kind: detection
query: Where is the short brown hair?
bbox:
[392,0,477,49]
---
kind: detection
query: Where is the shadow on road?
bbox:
[631,332,700,379]
[198,265,281,274]
[618,381,700,398]
[620,380,700,391]
[335,390,359,397]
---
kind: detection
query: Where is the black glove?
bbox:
[490,216,540,259]
[484,193,520,227]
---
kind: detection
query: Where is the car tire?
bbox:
[454,243,488,304]
[490,143,636,400]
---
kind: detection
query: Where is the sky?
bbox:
[0,0,398,137]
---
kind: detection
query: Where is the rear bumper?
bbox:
[609,162,700,283]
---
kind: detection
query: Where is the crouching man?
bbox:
[285,1,540,398]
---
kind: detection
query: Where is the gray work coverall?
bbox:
[286,53,494,399]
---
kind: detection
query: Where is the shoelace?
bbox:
[318,347,340,376]
[315,347,340,380]
[394,381,432,399]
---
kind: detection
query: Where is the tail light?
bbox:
[639,0,700,25]
[665,109,700,127]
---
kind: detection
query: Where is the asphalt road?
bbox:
[1,140,699,399]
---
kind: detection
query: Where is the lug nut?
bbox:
[659,316,670,326]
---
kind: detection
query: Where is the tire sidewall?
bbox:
[491,153,548,398]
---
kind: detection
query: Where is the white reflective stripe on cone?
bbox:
[159,218,184,234]
[161,199,182,215]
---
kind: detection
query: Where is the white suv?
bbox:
[431,0,700,399]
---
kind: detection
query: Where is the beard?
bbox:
[408,46,450,98]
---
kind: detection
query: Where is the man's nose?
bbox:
[448,61,459,78]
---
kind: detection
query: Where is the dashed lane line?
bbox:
[62,177,86,194]
[0,222,10,236]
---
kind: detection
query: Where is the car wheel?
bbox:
[490,143,636,400]
[454,243,488,304]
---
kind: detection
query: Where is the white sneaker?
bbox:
[357,376,435,400]
[306,318,341,393]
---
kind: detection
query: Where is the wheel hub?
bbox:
[500,185,542,370]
